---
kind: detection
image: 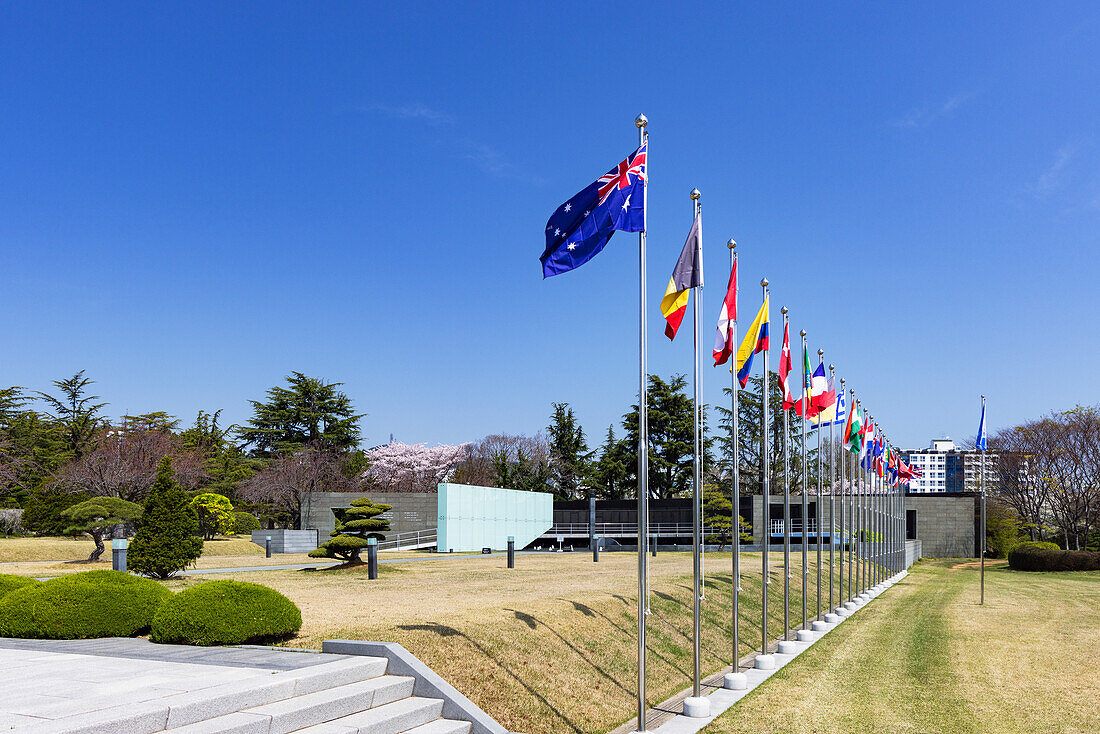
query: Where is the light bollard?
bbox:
[367,537,378,580]
[112,538,128,572]
[508,536,515,568]
[651,533,657,557]
[265,535,272,558]
[593,537,599,563]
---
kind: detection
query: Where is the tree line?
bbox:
[0,369,821,534]
[989,405,1100,552]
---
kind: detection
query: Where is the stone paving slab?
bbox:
[0,637,344,670]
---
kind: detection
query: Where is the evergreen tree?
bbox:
[61,496,142,561]
[546,403,590,500]
[621,375,714,498]
[129,457,203,578]
[713,371,818,499]
[702,483,751,550]
[181,410,259,500]
[190,492,235,540]
[238,373,363,456]
[23,488,86,535]
[589,425,631,499]
[35,371,106,460]
[308,498,392,564]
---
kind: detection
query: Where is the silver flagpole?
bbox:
[688,188,705,710]
[815,348,824,621]
[759,279,772,666]
[828,365,836,612]
[838,377,845,609]
[633,113,651,734]
[781,308,791,641]
[799,330,809,631]
[980,395,986,605]
[726,239,744,688]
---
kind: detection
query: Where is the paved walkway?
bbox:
[0,638,348,730]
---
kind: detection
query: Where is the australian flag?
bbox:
[541,144,647,278]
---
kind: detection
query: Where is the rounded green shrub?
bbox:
[0,570,171,639]
[151,580,301,646]
[232,511,260,534]
[1008,544,1100,572]
[0,574,40,600]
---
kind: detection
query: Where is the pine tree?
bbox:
[308,498,392,564]
[546,403,590,500]
[590,425,631,499]
[237,373,363,456]
[61,497,142,561]
[129,457,203,578]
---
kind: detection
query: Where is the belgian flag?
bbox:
[659,213,702,340]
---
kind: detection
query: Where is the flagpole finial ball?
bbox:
[800,329,806,338]
[761,277,768,287]
[829,363,835,371]
[635,114,648,128]
[690,188,701,200]
[781,306,788,315]
[818,348,824,357]
[727,238,736,250]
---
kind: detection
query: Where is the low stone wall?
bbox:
[904,539,922,568]
[251,529,319,554]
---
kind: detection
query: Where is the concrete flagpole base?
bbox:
[683,696,711,718]
[796,629,814,642]
[723,672,748,690]
[754,654,775,670]
[777,640,799,654]
[843,601,858,611]
[811,620,829,632]
[824,612,841,623]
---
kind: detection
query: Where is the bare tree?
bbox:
[452,433,552,489]
[238,448,361,529]
[54,427,206,502]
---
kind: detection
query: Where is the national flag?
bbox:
[778,321,795,409]
[660,213,703,340]
[794,345,817,418]
[797,358,834,419]
[541,144,647,277]
[712,257,737,365]
[735,295,769,387]
[843,402,863,453]
[810,372,842,427]
[976,396,987,451]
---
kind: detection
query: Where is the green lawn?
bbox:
[702,559,1100,734]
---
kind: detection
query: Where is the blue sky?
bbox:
[2,3,1098,450]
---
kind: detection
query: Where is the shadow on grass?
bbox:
[396,622,584,734]
[559,598,694,680]
[505,609,634,698]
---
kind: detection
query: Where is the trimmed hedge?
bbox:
[151,580,301,646]
[0,574,40,600]
[0,570,171,639]
[1008,544,1100,572]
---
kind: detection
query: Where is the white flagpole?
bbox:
[799,330,809,631]
[758,278,773,669]
[724,239,745,690]
[828,364,836,612]
[781,309,791,642]
[815,348,824,621]
[633,113,651,734]
[687,189,707,715]
[980,395,986,605]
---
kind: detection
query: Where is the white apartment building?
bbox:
[904,438,998,494]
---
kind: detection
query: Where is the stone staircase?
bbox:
[159,656,472,734]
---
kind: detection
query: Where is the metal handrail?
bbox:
[376,528,437,551]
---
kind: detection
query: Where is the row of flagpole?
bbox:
[540,116,921,732]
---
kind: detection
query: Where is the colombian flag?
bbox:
[735,295,769,387]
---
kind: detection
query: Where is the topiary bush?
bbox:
[130,458,203,578]
[0,574,40,600]
[308,498,391,564]
[151,580,301,646]
[0,570,171,639]
[232,511,260,534]
[1008,544,1100,572]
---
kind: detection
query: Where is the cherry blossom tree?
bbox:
[362,442,469,493]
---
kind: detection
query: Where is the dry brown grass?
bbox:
[0,535,263,564]
[169,550,856,734]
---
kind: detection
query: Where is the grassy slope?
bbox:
[172,551,866,734]
[703,559,1100,734]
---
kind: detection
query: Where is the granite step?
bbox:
[293,696,444,734]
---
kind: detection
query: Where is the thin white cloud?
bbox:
[367,103,454,125]
[893,93,972,129]
[1033,143,1079,195]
